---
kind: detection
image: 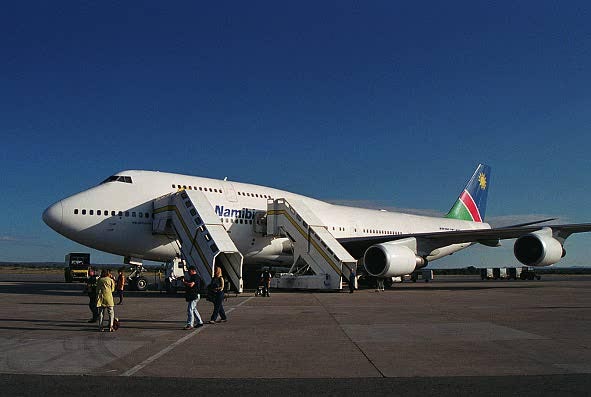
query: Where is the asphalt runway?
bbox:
[1,272,591,396]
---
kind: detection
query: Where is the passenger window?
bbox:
[82,209,86,215]
[132,212,136,217]
[209,188,213,192]
[145,212,149,218]
[172,184,176,188]
[74,209,79,214]
[112,211,116,216]
[104,210,108,216]
[118,211,123,217]
[214,189,218,193]
[219,190,223,193]
[139,212,143,218]
[97,210,101,215]
[89,210,94,215]
[125,211,129,217]
[199,187,203,191]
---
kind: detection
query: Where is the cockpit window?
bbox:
[100,175,133,184]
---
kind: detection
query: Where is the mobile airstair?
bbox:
[153,190,243,292]
[267,198,357,290]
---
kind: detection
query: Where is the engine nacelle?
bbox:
[364,242,425,278]
[514,228,564,267]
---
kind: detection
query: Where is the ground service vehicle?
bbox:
[64,253,90,282]
[163,258,187,293]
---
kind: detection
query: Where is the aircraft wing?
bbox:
[337,223,591,258]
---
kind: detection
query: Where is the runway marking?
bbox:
[121,296,254,377]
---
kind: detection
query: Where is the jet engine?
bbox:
[364,241,426,278]
[513,229,565,267]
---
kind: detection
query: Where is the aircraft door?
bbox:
[254,211,267,234]
[223,182,238,202]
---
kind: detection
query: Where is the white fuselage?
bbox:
[43,170,489,265]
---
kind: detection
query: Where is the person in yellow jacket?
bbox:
[96,269,116,332]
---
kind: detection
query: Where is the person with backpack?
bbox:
[182,266,204,330]
[208,266,227,324]
[85,267,99,322]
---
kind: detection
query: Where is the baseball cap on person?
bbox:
[188,265,196,271]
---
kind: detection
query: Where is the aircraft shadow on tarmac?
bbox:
[382,284,543,291]
[0,281,88,297]
[0,281,188,298]
[0,317,184,333]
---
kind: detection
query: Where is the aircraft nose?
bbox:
[42,201,63,232]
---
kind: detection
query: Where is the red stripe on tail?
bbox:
[460,190,482,222]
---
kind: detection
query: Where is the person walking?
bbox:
[96,269,116,332]
[182,266,204,329]
[85,267,99,322]
[260,267,272,297]
[208,266,227,324]
[116,268,125,305]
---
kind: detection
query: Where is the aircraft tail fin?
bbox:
[445,164,491,222]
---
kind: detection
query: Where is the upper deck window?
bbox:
[100,175,133,184]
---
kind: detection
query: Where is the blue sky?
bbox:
[2,1,591,267]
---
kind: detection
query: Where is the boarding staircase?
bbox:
[267,198,357,290]
[152,190,243,292]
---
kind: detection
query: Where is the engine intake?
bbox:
[364,242,425,277]
[514,229,563,267]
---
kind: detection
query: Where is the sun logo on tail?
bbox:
[478,172,487,190]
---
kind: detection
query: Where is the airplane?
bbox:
[42,164,591,290]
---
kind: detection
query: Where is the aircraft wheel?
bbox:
[135,276,148,291]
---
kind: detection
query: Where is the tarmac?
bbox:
[1,272,591,396]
